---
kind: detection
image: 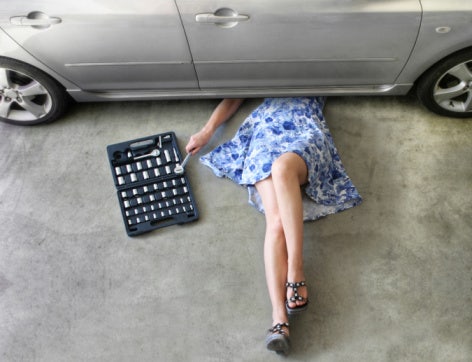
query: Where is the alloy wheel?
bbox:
[0,66,53,123]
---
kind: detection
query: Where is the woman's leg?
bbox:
[256,152,309,321]
[270,152,309,308]
[256,178,289,327]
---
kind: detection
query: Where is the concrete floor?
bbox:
[0,95,471,362]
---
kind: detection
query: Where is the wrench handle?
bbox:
[181,153,192,168]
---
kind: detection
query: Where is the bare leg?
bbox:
[256,178,289,328]
[271,153,308,308]
[256,152,309,324]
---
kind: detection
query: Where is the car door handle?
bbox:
[196,13,249,23]
[196,8,249,28]
[10,12,62,28]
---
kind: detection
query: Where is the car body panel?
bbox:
[396,0,472,83]
[0,0,471,105]
[0,28,80,91]
[0,0,198,90]
[176,0,421,88]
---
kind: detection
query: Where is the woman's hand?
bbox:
[185,128,213,155]
[185,98,244,155]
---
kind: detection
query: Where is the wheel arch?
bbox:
[413,46,472,90]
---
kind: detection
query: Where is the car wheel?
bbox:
[416,49,472,118]
[0,57,70,125]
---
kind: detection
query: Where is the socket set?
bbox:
[107,132,199,236]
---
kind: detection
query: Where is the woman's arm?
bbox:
[186,98,244,154]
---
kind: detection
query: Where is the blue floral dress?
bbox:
[200,97,362,220]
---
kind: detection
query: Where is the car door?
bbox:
[175,0,422,89]
[0,0,198,91]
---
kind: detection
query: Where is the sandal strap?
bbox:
[286,281,307,302]
[268,322,290,335]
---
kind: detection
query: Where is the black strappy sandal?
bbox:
[265,322,291,355]
[286,281,309,316]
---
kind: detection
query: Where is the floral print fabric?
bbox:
[200,97,362,221]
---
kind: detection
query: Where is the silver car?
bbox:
[1,0,472,125]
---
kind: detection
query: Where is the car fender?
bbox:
[0,27,80,91]
[397,1,472,84]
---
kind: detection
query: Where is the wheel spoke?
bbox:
[0,68,12,88]
[18,80,47,97]
[21,98,46,118]
[447,62,472,82]
[434,82,468,103]
[0,99,12,118]
[463,93,472,111]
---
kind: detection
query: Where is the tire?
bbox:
[416,49,472,118]
[0,57,71,125]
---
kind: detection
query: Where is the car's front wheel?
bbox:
[416,49,472,118]
[0,57,70,125]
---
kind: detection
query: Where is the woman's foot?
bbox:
[286,281,309,316]
[265,322,290,355]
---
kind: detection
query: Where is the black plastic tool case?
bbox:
[107,132,198,236]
